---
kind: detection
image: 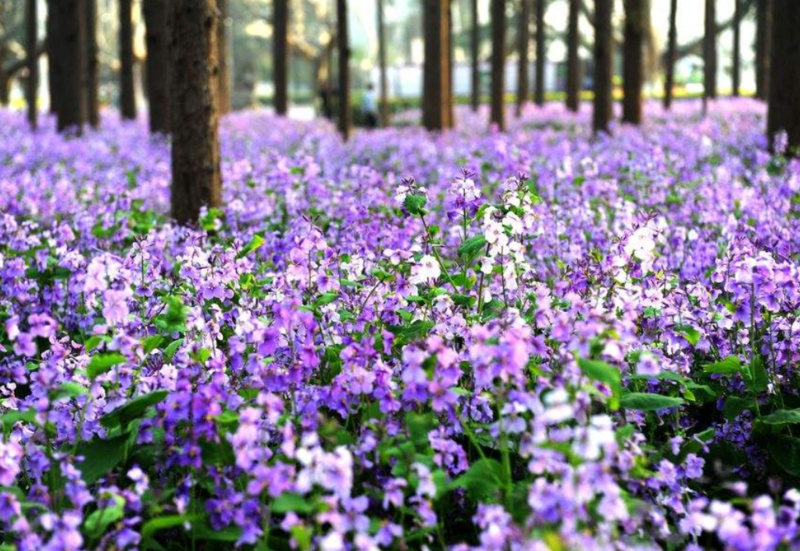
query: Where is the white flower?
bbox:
[410,254,441,285]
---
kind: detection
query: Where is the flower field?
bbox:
[2,100,800,550]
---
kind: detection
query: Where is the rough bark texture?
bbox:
[767,0,800,155]
[593,0,613,134]
[85,0,99,127]
[534,0,545,105]
[217,0,230,114]
[732,0,741,96]
[490,0,506,130]
[704,0,717,100]
[120,0,137,119]
[516,0,530,116]
[274,0,288,116]
[337,0,350,139]
[565,0,579,112]
[377,0,389,125]
[622,0,647,125]
[755,0,771,101]
[143,0,170,134]
[26,0,38,129]
[46,1,59,115]
[663,0,677,110]
[49,0,87,133]
[470,0,479,111]
[170,0,222,224]
[423,0,452,131]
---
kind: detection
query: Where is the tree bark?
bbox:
[170,0,222,224]
[49,0,87,133]
[534,0,545,105]
[755,0,771,101]
[217,0,231,114]
[120,0,137,119]
[337,0,350,139]
[767,0,799,155]
[490,0,505,130]
[85,0,99,127]
[274,0,288,116]
[593,0,613,134]
[732,0,741,96]
[663,0,677,110]
[46,4,59,116]
[470,0,479,111]
[565,0,579,112]
[703,0,716,101]
[143,0,170,133]
[622,0,647,125]
[377,0,389,125]
[423,0,452,131]
[27,0,38,129]
[516,0,530,116]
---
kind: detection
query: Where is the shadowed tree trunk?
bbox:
[120,0,137,119]
[490,0,506,129]
[767,0,799,155]
[46,2,58,115]
[622,0,648,125]
[516,0,530,117]
[337,0,350,139]
[471,0,479,111]
[704,0,716,102]
[274,0,288,116]
[26,0,38,129]
[85,0,99,127]
[565,0,579,112]
[48,0,87,133]
[534,0,545,105]
[377,0,389,125]
[663,0,677,110]
[170,0,222,224]
[423,0,452,131]
[755,0,771,100]
[732,0,741,96]
[143,0,170,133]
[593,0,613,134]
[217,0,231,114]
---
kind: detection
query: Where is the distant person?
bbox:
[362,83,379,129]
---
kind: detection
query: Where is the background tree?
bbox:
[377,0,389,125]
[622,0,648,125]
[337,0,350,139]
[732,0,741,97]
[534,0,545,106]
[144,0,170,133]
[490,0,505,129]
[565,0,579,112]
[26,0,37,128]
[703,0,716,102]
[48,0,87,133]
[274,0,289,116]
[85,0,99,127]
[767,0,799,155]
[120,0,137,120]
[218,0,231,114]
[593,0,612,134]
[663,0,677,110]
[470,0,479,111]
[423,0,452,131]
[516,0,529,117]
[170,0,222,224]
[755,0,771,100]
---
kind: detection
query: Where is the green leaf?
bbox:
[141,514,201,540]
[458,235,487,262]
[163,338,184,361]
[142,335,164,354]
[723,395,754,420]
[703,356,742,375]
[620,393,684,411]
[236,234,265,259]
[403,194,427,215]
[78,435,128,483]
[453,458,504,502]
[406,412,437,449]
[759,409,800,426]
[1,408,37,435]
[312,292,339,308]
[744,355,769,393]
[578,358,621,409]
[51,382,89,402]
[271,492,315,514]
[100,391,169,429]
[768,436,800,476]
[86,353,127,379]
[84,495,125,539]
[674,324,701,346]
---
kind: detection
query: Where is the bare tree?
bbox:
[516,0,530,116]
[732,0,741,96]
[337,0,350,139]
[767,0,799,155]
[274,0,289,116]
[490,0,506,129]
[48,0,87,133]
[85,0,99,126]
[377,0,389,125]
[622,0,648,125]
[26,0,37,128]
[534,0,545,105]
[755,0,771,100]
[663,0,677,110]
[471,0,479,111]
[218,0,231,114]
[565,0,579,112]
[703,0,716,102]
[143,0,170,133]
[120,0,137,120]
[423,0,453,131]
[593,0,613,133]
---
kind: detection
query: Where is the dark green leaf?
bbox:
[271,492,315,514]
[78,435,128,483]
[620,393,684,411]
[100,391,168,429]
[86,353,127,379]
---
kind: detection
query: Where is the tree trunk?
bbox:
[593,0,613,134]
[663,0,677,110]
[470,0,479,111]
[217,0,231,114]
[144,0,170,133]
[732,0,741,96]
[337,0,350,139]
[534,0,545,105]
[490,0,505,130]
[622,0,648,125]
[516,0,530,117]
[120,0,137,119]
[274,0,288,116]
[755,0,771,101]
[85,0,99,127]
[565,0,579,112]
[27,0,38,129]
[703,0,716,101]
[377,0,389,125]
[423,0,452,131]
[170,0,222,224]
[49,0,87,133]
[46,4,59,115]
[0,50,8,106]
[767,0,800,155]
